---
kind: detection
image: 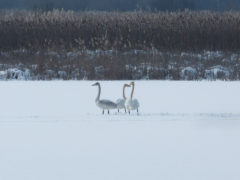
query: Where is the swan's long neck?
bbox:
[130,83,134,100]
[96,84,101,102]
[123,85,127,100]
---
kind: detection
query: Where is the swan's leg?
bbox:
[102,110,104,114]
[128,110,130,114]
[118,109,119,113]
[124,108,126,113]
[108,110,110,114]
[137,108,139,113]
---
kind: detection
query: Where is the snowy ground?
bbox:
[0,81,240,180]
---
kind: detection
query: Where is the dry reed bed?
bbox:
[1,10,240,80]
[0,10,240,51]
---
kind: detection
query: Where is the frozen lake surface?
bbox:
[0,81,240,180]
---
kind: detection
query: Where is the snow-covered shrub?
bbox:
[205,66,230,80]
[94,66,105,79]
[0,50,239,80]
[6,68,31,80]
[180,67,197,80]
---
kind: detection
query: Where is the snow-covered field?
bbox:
[0,81,240,180]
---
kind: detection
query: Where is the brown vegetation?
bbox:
[0,10,240,51]
[0,10,240,80]
[0,50,239,80]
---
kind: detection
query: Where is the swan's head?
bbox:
[129,81,135,86]
[124,83,131,87]
[92,82,100,86]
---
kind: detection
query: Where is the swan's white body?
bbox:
[125,82,140,113]
[116,99,125,109]
[116,84,130,112]
[96,99,117,110]
[125,98,139,110]
[92,82,117,114]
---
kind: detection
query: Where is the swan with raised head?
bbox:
[125,81,140,114]
[92,82,117,114]
[116,83,130,113]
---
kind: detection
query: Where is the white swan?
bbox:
[92,82,117,114]
[125,81,140,114]
[116,83,130,113]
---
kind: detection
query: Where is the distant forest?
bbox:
[0,0,240,11]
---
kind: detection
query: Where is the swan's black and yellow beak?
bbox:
[124,84,131,87]
[129,81,134,86]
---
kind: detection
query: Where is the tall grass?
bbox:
[0,10,240,51]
